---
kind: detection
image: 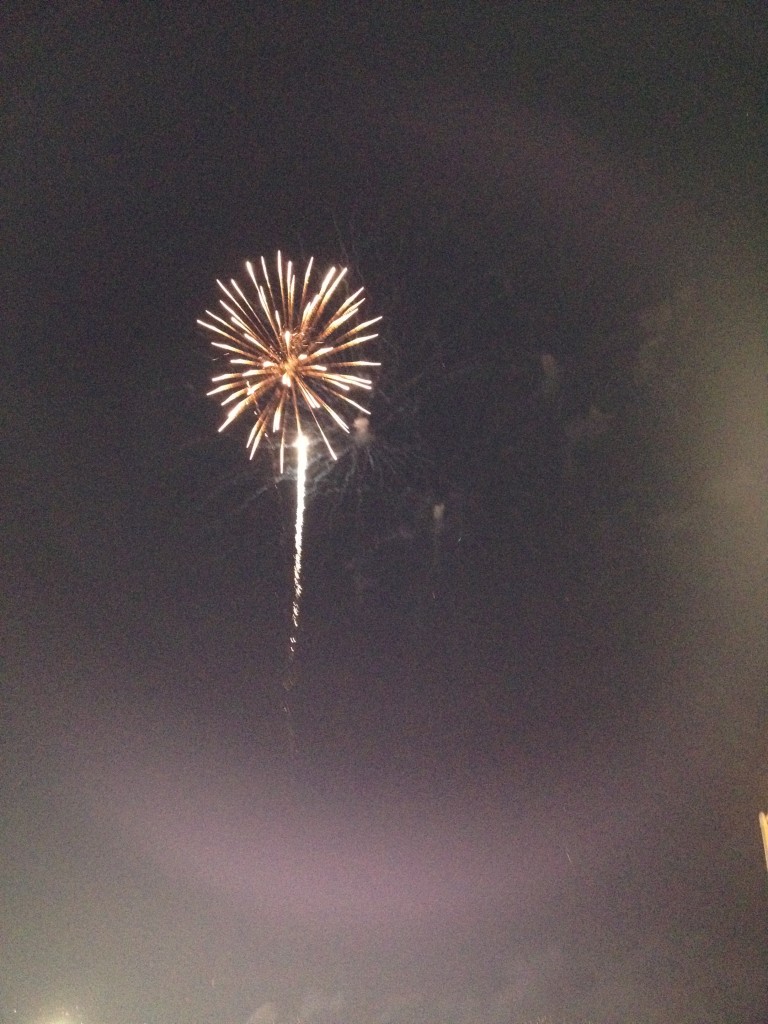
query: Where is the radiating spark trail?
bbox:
[199,252,381,467]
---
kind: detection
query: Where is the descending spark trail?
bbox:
[282,433,308,748]
[288,433,308,683]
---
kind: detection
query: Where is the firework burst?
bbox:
[199,254,381,724]
[199,252,381,473]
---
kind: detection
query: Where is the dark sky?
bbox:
[2,5,767,1024]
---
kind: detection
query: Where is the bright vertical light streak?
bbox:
[287,432,309,684]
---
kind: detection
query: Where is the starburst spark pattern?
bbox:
[199,252,381,473]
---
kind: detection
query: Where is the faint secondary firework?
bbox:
[199,253,381,727]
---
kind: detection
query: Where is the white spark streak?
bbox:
[286,433,309,685]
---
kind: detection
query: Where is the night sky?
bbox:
[2,5,767,1024]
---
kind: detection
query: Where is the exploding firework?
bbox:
[199,254,381,720]
[199,252,381,473]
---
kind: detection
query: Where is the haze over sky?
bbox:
[2,5,766,1024]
